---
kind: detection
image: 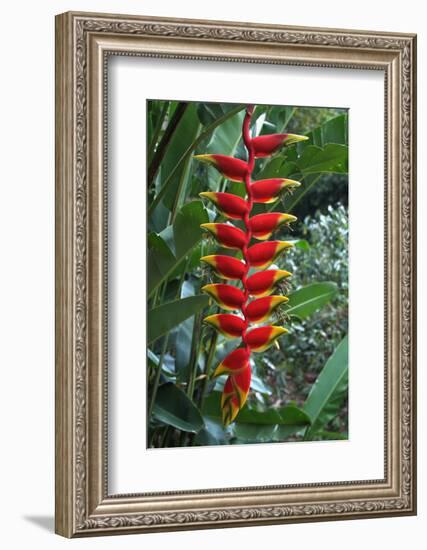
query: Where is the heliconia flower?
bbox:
[199,191,249,219]
[197,107,306,425]
[244,326,288,352]
[252,134,308,158]
[249,213,297,240]
[247,240,293,269]
[201,223,247,250]
[201,283,246,311]
[200,255,247,280]
[193,154,248,182]
[251,178,301,204]
[245,295,289,323]
[221,367,251,426]
[203,314,246,338]
[212,347,250,377]
[246,269,292,297]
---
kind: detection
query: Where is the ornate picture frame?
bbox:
[55,11,417,537]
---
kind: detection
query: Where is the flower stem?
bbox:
[241,105,255,351]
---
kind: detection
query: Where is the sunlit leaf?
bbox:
[286,282,338,319]
[148,295,209,344]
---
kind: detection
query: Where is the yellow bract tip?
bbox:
[200,223,217,236]
[199,191,216,201]
[212,363,227,378]
[276,269,292,279]
[277,241,294,252]
[201,284,218,298]
[284,134,309,145]
[203,314,219,326]
[279,213,297,224]
[271,295,289,305]
[272,326,289,337]
[282,178,302,189]
[193,154,216,166]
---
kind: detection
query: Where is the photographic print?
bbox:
[147,100,349,448]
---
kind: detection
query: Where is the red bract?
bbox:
[199,191,249,219]
[245,295,288,323]
[197,105,304,425]
[221,367,251,426]
[201,223,247,250]
[246,269,292,297]
[194,154,248,182]
[249,213,297,240]
[252,133,308,158]
[201,283,246,311]
[203,314,246,338]
[200,255,247,280]
[213,347,250,377]
[244,326,288,352]
[251,178,301,204]
[247,240,293,269]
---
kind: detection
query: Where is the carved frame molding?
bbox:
[55,11,416,537]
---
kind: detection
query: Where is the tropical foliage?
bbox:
[147,100,348,448]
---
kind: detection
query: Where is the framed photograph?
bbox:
[55,11,417,537]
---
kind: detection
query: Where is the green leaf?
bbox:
[287,238,310,251]
[193,416,227,445]
[153,383,204,433]
[256,156,285,180]
[197,103,240,126]
[297,144,348,175]
[148,200,209,296]
[303,335,348,439]
[147,295,209,344]
[206,109,245,154]
[175,281,196,382]
[147,234,176,296]
[160,103,200,210]
[173,200,208,259]
[286,282,338,319]
[297,113,348,151]
[236,404,311,426]
[148,348,175,378]
[233,423,304,443]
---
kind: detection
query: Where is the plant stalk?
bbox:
[199,331,218,411]
[148,102,189,186]
[147,101,169,166]
[186,311,204,400]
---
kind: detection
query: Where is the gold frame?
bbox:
[55,11,417,538]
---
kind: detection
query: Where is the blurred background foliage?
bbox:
[147,100,348,447]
